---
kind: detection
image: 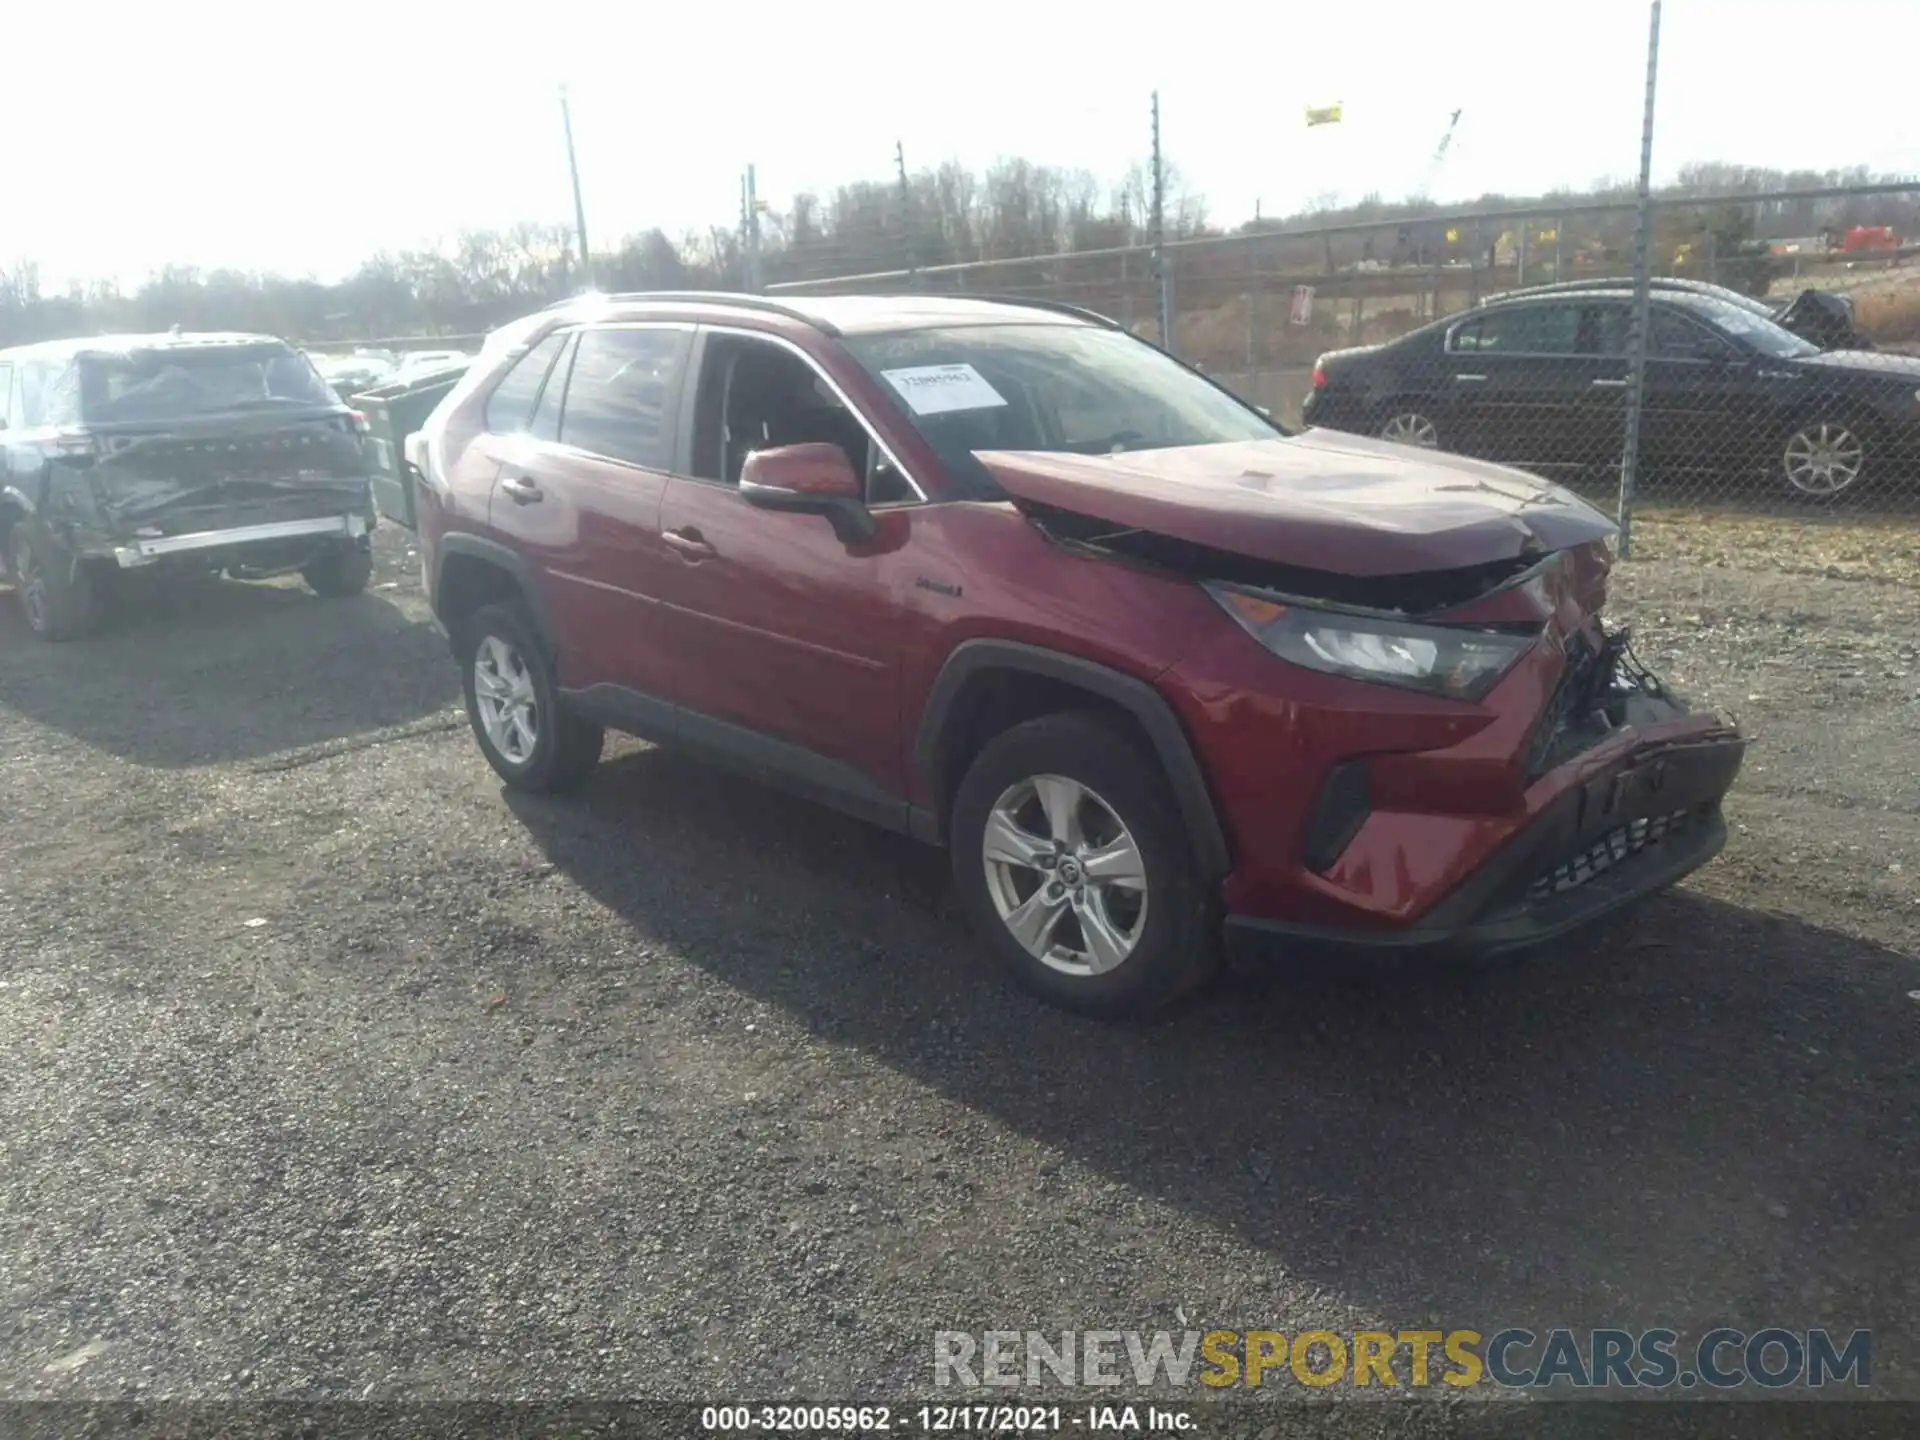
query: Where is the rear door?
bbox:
[1440,303,1609,468]
[486,323,691,698]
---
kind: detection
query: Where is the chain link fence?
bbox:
[768,182,1920,525]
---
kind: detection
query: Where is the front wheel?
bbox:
[1779,417,1870,499]
[949,711,1215,1018]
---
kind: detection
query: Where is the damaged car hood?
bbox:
[977,431,1616,577]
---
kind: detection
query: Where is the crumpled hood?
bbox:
[977,430,1617,577]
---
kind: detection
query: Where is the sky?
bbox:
[8,0,1915,291]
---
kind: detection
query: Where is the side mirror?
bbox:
[739,442,876,544]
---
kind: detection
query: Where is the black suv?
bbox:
[0,332,377,639]
[1303,289,1920,499]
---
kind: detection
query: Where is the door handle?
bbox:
[1591,377,1629,388]
[500,473,544,504]
[663,527,717,560]
[1453,373,1488,383]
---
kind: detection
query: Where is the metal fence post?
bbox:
[1616,0,1663,558]
[744,164,763,293]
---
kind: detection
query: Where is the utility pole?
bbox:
[895,140,919,288]
[558,85,593,291]
[1616,0,1662,558]
[742,164,763,293]
[1150,91,1172,349]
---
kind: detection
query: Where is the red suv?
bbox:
[411,292,1745,1016]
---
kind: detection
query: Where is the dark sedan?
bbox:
[1301,289,1920,499]
[1480,277,1873,352]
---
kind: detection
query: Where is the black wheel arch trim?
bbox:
[914,639,1232,879]
[433,532,558,656]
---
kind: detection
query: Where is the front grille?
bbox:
[1527,807,1694,901]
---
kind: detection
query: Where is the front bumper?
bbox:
[1224,732,1746,971]
[109,513,367,569]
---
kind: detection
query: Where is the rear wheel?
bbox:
[949,711,1215,1018]
[1377,406,1441,449]
[9,521,103,641]
[459,600,603,792]
[302,541,374,597]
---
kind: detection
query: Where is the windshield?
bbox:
[82,346,341,421]
[1687,297,1820,359]
[843,323,1279,496]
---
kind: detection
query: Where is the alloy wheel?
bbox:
[1380,412,1440,448]
[980,773,1148,977]
[1782,422,1864,497]
[473,634,539,765]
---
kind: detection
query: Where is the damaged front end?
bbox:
[993,442,1744,960]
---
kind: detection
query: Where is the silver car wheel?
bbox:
[473,634,539,765]
[1380,411,1440,448]
[1782,422,1864,496]
[981,773,1148,977]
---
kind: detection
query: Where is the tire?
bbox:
[1375,405,1441,449]
[1778,414,1872,500]
[458,600,603,792]
[9,521,103,641]
[302,541,374,597]
[949,709,1217,1018]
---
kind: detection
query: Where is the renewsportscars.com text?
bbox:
[933,1327,1871,1391]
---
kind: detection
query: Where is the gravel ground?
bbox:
[1,515,1916,1426]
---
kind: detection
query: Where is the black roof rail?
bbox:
[540,290,840,336]
[964,294,1122,328]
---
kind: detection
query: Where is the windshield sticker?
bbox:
[881,363,1008,416]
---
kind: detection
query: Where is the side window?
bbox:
[483,332,568,435]
[557,326,689,470]
[1588,305,1632,357]
[528,334,577,443]
[1650,310,1721,360]
[1450,305,1582,356]
[19,361,81,428]
[0,364,13,428]
[689,335,896,497]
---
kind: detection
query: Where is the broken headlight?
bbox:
[1205,583,1540,701]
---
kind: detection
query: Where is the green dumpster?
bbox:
[352,366,466,531]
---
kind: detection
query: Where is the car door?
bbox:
[485,323,691,698]
[652,327,910,802]
[1440,302,1606,469]
[1632,306,1759,476]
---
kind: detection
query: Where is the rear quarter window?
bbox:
[484,333,569,435]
